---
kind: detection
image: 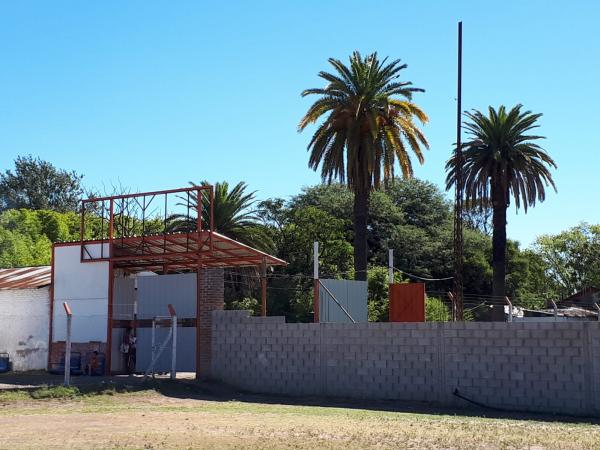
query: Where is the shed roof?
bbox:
[0,266,51,290]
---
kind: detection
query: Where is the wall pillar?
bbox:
[196,267,224,378]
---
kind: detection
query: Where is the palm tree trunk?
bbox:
[491,190,507,298]
[353,186,369,281]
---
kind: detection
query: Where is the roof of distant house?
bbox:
[559,286,600,308]
[0,266,51,290]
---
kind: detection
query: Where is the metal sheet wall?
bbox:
[319,279,368,323]
[137,273,196,319]
[113,273,197,373]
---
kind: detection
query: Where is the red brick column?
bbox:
[197,268,224,378]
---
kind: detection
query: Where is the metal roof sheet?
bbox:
[0,266,51,290]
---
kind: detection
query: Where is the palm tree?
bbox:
[446,105,557,297]
[299,51,429,281]
[167,181,273,251]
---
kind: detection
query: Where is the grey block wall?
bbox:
[211,310,600,416]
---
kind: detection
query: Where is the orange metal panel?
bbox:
[389,283,425,322]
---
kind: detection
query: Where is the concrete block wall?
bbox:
[211,311,600,416]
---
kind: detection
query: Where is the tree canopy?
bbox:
[0,156,84,212]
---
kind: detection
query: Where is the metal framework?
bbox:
[72,186,286,378]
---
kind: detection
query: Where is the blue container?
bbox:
[0,353,9,373]
[48,352,82,375]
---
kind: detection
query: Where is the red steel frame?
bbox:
[48,186,285,378]
[82,186,212,376]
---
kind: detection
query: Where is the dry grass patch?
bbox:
[0,388,598,449]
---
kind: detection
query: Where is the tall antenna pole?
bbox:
[453,21,464,320]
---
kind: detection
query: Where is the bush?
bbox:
[30,385,80,399]
[425,297,450,322]
[227,297,260,316]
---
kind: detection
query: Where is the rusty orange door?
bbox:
[389,283,425,322]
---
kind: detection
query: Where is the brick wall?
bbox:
[49,341,107,368]
[198,268,224,376]
[211,310,600,416]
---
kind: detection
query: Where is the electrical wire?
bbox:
[393,267,453,282]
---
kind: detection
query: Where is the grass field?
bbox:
[0,384,599,449]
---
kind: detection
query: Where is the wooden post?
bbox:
[260,257,267,317]
[388,249,394,286]
[63,302,72,386]
[448,292,456,322]
[313,241,319,323]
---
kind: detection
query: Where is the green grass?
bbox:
[1,387,599,449]
[0,382,144,404]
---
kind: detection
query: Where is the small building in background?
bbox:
[0,266,51,371]
[558,286,600,309]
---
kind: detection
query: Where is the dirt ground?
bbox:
[0,382,599,449]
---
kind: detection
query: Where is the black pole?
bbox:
[453,21,464,320]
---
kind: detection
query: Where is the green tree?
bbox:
[169,181,273,251]
[534,223,600,297]
[367,266,404,322]
[446,105,556,298]
[281,206,353,278]
[0,156,84,212]
[0,209,81,267]
[299,51,429,281]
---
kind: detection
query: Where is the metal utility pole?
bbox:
[453,21,464,320]
[313,241,319,323]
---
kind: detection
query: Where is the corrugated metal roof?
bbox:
[0,266,51,290]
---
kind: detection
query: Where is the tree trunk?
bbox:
[491,188,508,298]
[353,186,369,281]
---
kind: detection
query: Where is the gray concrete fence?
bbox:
[211,310,600,416]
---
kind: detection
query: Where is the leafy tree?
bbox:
[446,105,556,298]
[280,206,353,278]
[0,156,84,212]
[385,179,450,229]
[505,244,552,308]
[299,51,429,281]
[534,223,600,297]
[367,266,404,322]
[0,209,81,267]
[463,201,492,235]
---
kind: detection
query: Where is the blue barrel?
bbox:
[0,353,9,373]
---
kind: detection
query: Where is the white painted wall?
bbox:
[53,244,109,342]
[0,287,50,371]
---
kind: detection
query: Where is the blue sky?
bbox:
[0,1,598,247]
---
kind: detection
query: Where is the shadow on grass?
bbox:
[2,372,599,425]
[148,378,600,426]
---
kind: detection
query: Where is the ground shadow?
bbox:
[2,372,599,425]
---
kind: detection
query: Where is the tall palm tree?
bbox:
[167,181,273,252]
[299,51,429,281]
[446,105,557,297]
